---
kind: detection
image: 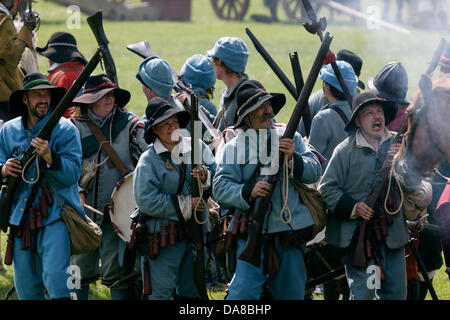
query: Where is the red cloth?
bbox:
[437,183,450,209]
[386,105,408,132]
[323,50,336,65]
[47,61,84,118]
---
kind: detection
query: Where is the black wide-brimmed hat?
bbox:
[367,62,410,105]
[439,43,450,69]
[8,73,66,118]
[234,80,286,128]
[337,49,365,89]
[72,74,130,108]
[36,31,87,66]
[144,97,190,144]
[345,91,397,133]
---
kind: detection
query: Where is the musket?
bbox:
[408,237,439,300]
[190,93,208,300]
[238,33,333,267]
[87,11,118,85]
[426,38,447,77]
[126,41,220,143]
[347,38,448,268]
[305,265,345,290]
[245,28,313,135]
[289,51,312,136]
[245,28,299,100]
[0,12,110,232]
[301,0,353,107]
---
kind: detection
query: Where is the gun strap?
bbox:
[329,105,349,125]
[85,118,130,177]
[24,162,47,219]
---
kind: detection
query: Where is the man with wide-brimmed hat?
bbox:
[319,91,431,300]
[37,31,87,119]
[213,80,322,300]
[308,60,358,171]
[0,72,84,299]
[133,97,216,299]
[207,36,250,131]
[69,74,147,300]
[368,61,410,132]
[0,0,37,122]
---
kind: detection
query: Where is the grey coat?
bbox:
[308,100,352,170]
[318,132,410,249]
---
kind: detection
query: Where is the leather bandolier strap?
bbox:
[85,118,129,177]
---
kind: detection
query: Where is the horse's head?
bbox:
[397,75,450,178]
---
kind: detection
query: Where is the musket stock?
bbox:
[238,33,333,267]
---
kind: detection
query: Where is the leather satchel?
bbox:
[290,178,327,242]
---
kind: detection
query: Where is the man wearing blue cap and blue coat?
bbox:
[136,55,177,112]
[213,81,322,299]
[207,37,250,131]
[308,60,358,170]
[179,54,217,123]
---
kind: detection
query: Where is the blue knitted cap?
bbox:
[319,60,358,95]
[136,56,174,99]
[180,54,216,90]
[206,37,249,73]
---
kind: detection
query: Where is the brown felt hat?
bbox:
[72,74,130,108]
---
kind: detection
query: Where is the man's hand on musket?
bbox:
[355,202,374,220]
[1,159,22,178]
[31,137,52,165]
[279,138,295,160]
[251,180,272,199]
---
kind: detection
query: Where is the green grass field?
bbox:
[1,0,449,300]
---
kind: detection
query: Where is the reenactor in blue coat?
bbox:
[213,81,322,300]
[0,73,83,299]
[308,60,358,171]
[207,37,250,131]
[133,97,216,299]
[179,54,217,123]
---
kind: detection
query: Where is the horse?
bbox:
[395,74,450,279]
[397,75,450,178]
